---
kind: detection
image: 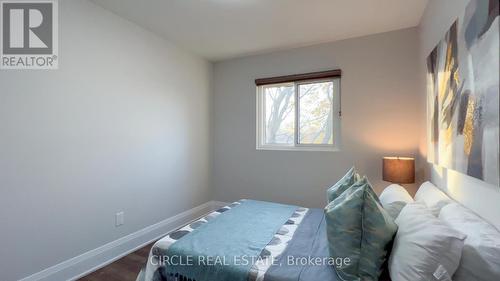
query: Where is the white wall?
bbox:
[212,28,422,208]
[0,1,212,280]
[418,0,500,230]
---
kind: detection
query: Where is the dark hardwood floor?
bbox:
[78,243,154,281]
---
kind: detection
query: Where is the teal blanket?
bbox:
[165,200,297,281]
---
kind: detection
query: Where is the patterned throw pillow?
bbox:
[325,180,397,281]
[326,167,360,203]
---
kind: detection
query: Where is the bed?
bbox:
[138,199,390,281]
[137,181,500,281]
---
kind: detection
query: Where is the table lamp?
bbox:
[382,157,415,184]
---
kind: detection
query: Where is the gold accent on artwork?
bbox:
[444,121,453,146]
[453,69,460,86]
[438,32,462,148]
[463,98,475,155]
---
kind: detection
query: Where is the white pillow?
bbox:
[380,184,414,204]
[439,203,500,281]
[414,181,453,216]
[389,203,466,281]
[379,184,414,219]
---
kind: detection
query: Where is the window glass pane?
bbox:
[298,82,334,144]
[264,84,295,145]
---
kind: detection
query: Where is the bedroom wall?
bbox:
[212,28,422,208]
[418,0,500,230]
[0,1,212,281]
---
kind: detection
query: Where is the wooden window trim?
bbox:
[255,69,341,86]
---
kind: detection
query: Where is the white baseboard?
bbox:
[210,201,229,209]
[19,200,228,281]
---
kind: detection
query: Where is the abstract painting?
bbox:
[427,0,499,186]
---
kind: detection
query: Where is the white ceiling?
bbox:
[92,0,428,61]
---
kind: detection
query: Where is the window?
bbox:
[256,70,341,151]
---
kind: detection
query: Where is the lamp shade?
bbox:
[382,157,415,184]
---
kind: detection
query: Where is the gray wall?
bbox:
[418,0,500,230]
[213,28,422,208]
[0,1,212,280]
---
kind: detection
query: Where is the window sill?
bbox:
[256,146,340,152]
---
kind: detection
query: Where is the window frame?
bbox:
[256,77,341,152]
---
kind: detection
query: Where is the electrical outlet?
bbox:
[115,211,124,227]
